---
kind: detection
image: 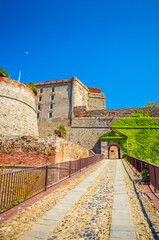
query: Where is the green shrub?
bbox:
[0,67,10,78]
[26,82,38,96]
[141,164,150,183]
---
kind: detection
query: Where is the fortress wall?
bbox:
[88,92,106,110]
[0,77,38,136]
[72,77,88,109]
[71,106,159,152]
[69,127,109,153]
[70,116,114,151]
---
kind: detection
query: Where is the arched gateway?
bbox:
[99,131,127,159]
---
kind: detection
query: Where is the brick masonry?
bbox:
[0,136,89,166]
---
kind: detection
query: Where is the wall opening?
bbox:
[108,145,120,159]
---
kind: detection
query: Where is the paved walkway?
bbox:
[18,160,136,240]
[109,160,136,239]
[18,160,109,240]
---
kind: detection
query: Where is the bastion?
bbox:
[0,77,39,136]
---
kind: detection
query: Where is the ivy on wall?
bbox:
[110,110,159,165]
[99,131,127,143]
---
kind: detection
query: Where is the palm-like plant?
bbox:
[54,125,68,138]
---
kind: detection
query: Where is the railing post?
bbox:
[69,161,71,178]
[45,166,48,191]
[153,166,157,192]
[80,158,81,172]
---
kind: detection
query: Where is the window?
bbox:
[40,89,43,94]
[39,97,42,101]
[49,112,52,118]
[38,105,41,110]
[52,88,54,92]
[50,104,53,109]
[51,95,54,101]
[37,113,40,118]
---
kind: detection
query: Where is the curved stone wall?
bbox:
[0,77,38,136]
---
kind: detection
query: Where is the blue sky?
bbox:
[1,0,159,109]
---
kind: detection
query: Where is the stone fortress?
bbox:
[0,76,158,163]
[34,76,159,155]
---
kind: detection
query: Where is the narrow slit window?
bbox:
[37,113,40,118]
[50,104,53,109]
[38,105,41,110]
[39,97,42,101]
[49,112,52,118]
[40,89,43,94]
[52,88,54,92]
[51,95,54,101]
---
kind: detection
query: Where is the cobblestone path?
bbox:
[47,160,116,240]
[2,159,157,240]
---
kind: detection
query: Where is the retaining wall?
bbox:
[0,136,89,166]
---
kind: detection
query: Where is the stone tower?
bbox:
[0,77,38,136]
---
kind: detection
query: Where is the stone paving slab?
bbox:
[18,160,109,240]
[109,159,136,240]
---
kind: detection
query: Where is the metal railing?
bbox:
[124,154,159,192]
[0,154,103,212]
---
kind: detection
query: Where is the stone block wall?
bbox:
[69,128,109,153]
[0,77,38,136]
[72,77,88,109]
[88,92,106,110]
[0,136,89,166]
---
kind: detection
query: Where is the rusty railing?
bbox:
[0,154,103,212]
[124,154,159,192]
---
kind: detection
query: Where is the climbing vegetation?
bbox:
[110,110,159,165]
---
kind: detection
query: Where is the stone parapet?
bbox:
[74,106,159,118]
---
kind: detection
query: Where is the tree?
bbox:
[0,67,10,78]
[26,82,38,96]
[144,100,159,107]
[54,125,68,138]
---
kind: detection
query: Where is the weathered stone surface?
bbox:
[0,77,38,137]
